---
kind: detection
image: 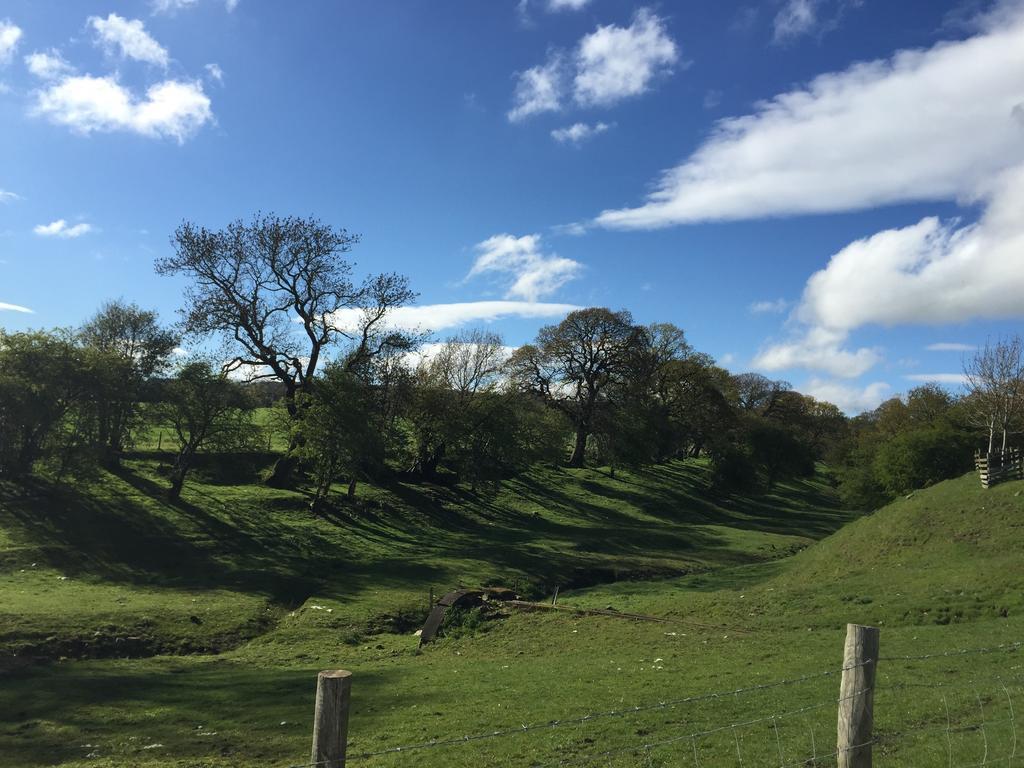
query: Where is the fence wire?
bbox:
[285,639,1023,768]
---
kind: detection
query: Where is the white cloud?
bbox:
[926,342,975,352]
[404,341,519,370]
[33,219,93,238]
[330,301,578,334]
[904,373,967,385]
[773,0,819,43]
[573,8,678,107]
[802,378,891,414]
[753,326,881,379]
[508,54,564,122]
[25,49,74,80]
[596,10,1024,228]
[548,0,591,10]
[466,234,582,302]
[797,166,1024,332]
[0,20,22,66]
[749,298,788,314]
[226,0,240,11]
[205,63,224,83]
[151,0,200,13]
[89,14,169,68]
[551,121,608,144]
[33,75,213,142]
[0,189,20,202]
[0,301,33,313]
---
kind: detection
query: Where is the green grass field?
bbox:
[1,455,1021,767]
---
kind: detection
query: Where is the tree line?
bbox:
[0,214,1011,511]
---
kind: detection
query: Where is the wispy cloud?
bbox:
[34,219,93,238]
[205,62,224,84]
[551,121,608,144]
[0,189,21,203]
[904,373,967,385]
[773,0,819,43]
[25,49,75,80]
[330,301,578,334]
[466,234,583,302]
[749,298,789,314]
[0,301,34,313]
[926,342,976,352]
[547,0,591,10]
[90,14,169,68]
[508,54,564,122]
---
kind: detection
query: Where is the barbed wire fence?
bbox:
[286,630,1022,768]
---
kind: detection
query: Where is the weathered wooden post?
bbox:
[310,670,352,768]
[837,624,879,768]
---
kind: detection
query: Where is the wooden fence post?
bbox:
[310,670,352,768]
[837,624,879,768]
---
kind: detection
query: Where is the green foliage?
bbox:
[872,423,974,496]
[0,329,87,477]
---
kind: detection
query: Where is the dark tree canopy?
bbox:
[508,308,645,467]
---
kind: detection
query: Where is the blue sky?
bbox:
[2,0,1024,412]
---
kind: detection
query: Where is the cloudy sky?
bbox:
[2,0,1024,412]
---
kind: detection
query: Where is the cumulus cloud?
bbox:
[25,49,74,80]
[34,219,93,238]
[466,234,582,301]
[508,55,564,122]
[32,75,213,142]
[596,10,1024,228]
[89,13,169,68]
[802,378,891,414]
[0,20,22,66]
[927,342,975,352]
[753,326,881,379]
[749,298,788,314]
[0,301,33,313]
[573,8,678,107]
[904,373,967,385]
[797,166,1024,332]
[508,8,678,121]
[330,301,577,334]
[551,121,608,144]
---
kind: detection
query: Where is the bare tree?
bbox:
[156,213,416,484]
[428,329,506,397]
[963,336,1024,453]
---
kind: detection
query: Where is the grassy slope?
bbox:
[2,464,1022,767]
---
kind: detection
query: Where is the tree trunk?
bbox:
[347,478,357,498]
[168,467,186,500]
[569,427,588,467]
[266,387,300,487]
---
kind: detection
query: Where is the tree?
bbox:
[0,330,87,477]
[78,300,178,467]
[963,336,1024,452]
[159,361,257,500]
[296,364,383,513]
[731,372,791,416]
[507,308,644,467]
[156,213,416,485]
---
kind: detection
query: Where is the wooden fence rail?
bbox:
[975,447,1023,488]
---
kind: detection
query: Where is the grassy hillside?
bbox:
[1,464,1021,767]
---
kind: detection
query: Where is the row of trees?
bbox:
[3,214,1012,510]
